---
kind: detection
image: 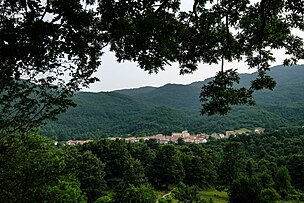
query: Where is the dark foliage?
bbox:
[2,128,304,202]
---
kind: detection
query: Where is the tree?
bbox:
[171,183,200,203]
[158,194,175,203]
[259,188,280,203]
[181,145,217,188]
[80,140,132,188]
[287,154,304,191]
[219,142,246,187]
[42,175,87,203]
[0,0,103,135]
[274,166,292,199]
[0,132,87,202]
[150,145,185,189]
[229,176,262,203]
[1,0,303,135]
[123,157,147,186]
[63,148,107,203]
[127,142,156,176]
[113,184,157,203]
[95,192,114,203]
[258,172,275,189]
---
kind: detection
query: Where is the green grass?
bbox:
[235,128,252,134]
[199,189,228,203]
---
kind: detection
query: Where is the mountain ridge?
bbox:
[42,64,304,140]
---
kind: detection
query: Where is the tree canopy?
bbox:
[2,127,304,202]
[1,0,303,135]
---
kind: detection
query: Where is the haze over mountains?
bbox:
[42,65,304,140]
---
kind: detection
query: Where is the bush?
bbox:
[259,188,280,203]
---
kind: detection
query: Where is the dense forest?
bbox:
[42,65,304,140]
[2,127,304,202]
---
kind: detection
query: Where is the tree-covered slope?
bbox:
[133,84,202,114]
[42,92,190,140]
[114,86,157,96]
[42,65,304,139]
[133,65,304,114]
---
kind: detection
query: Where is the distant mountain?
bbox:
[114,86,156,96]
[133,84,201,114]
[42,65,304,140]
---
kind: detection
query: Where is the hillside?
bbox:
[114,86,157,96]
[42,92,190,140]
[42,65,304,139]
[133,84,201,114]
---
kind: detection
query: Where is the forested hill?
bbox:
[42,65,304,140]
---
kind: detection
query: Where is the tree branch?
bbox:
[193,0,199,30]
[40,0,50,21]
[221,12,230,73]
[260,0,266,42]
[24,0,28,15]
[155,0,170,14]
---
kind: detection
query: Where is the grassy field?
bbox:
[158,189,303,203]
[235,128,252,134]
[199,189,228,203]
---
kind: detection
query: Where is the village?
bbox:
[66,128,265,145]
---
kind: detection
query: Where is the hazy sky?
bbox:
[84,0,303,92]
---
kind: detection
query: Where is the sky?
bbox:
[84,0,303,92]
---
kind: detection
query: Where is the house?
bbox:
[172,130,190,137]
[226,131,236,137]
[171,132,183,137]
[254,128,265,134]
[66,140,93,145]
[182,130,190,137]
[124,137,141,143]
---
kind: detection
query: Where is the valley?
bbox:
[42,65,304,140]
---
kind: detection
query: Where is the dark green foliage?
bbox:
[287,154,304,190]
[158,194,175,203]
[128,142,157,172]
[200,69,255,115]
[123,157,147,186]
[2,128,304,202]
[150,145,185,189]
[114,86,156,97]
[63,148,107,202]
[274,166,292,199]
[219,142,246,187]
[42,92,190,139]
[80,140,132,187]
[112,184,157,203]
[258,172,275,189]
[95,192,114,203]
[0,133,89,202]
[181,144,217,188]
[0,0,102,135]
[172,183,200,203]
[229,176,262,203]
[42,175,87,203]
[190,0,304,114]
[259,188,280,203]
[133,84,201,114]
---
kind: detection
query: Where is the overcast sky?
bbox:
[84,0,303,92]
